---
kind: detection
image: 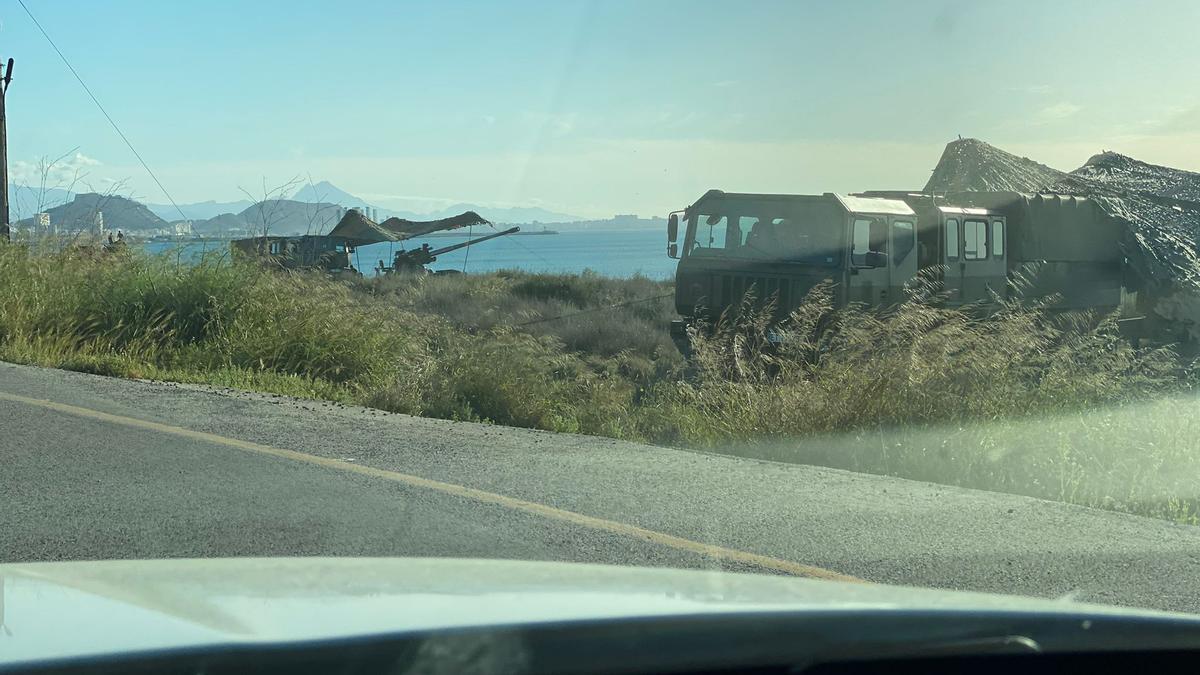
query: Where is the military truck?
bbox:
[230,234,360,277]
[665,189,1137,351]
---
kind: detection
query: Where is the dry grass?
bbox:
[636,280,1198,523]
[2,245,1197,523]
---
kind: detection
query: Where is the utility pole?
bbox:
[0,57,12,242]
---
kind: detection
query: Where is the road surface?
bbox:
[2,360,1198,613]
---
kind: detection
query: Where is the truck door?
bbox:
[849,215,890,305]
[889,216,918,302]
[943,217,962,304]
[960,217,1007,304]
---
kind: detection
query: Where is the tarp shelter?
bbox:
[327,209,492,246]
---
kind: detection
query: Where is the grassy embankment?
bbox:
[2,244,1198,523]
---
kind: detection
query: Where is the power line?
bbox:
[17,0,189,222]
[461,222,472,273]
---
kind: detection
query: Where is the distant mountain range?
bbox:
[289,181,584,224]
[139,180,584,230]
[8,185,255,224]
[190,200,343,237]
[290,181,373,210]
[144,199,254,221]
[14,193,168,234]
[8,179,640,237]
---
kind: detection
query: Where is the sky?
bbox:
[3,0,1200,218]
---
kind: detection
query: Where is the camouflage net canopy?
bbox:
[926,138,1200,291]
[924,138,1067,194]
[327,209,492,245]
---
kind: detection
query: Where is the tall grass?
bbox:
[0,244,431,392]
[354,270,681,380]
[635,280,1198,522]
[2,244,1197,523]
[654,280,1179,440]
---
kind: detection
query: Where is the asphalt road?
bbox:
[2,361,1199,613]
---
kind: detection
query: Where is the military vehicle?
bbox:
[231,209,504,277]
[231,234,360,276]
[664,189,1141,351]
[376,226,520,275]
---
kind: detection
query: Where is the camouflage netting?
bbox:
[328,209,491,245]
[1071,151,1200,202]
[927,138,1200,291]
[923,138,1066,194]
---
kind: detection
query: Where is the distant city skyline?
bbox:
[4,0,1199,218]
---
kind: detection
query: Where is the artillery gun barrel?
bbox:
[425,226,520,258]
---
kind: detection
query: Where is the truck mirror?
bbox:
[667,214,679,243]
[668,242,679,259]
[864,251,888,268]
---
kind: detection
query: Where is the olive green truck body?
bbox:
[666,189,1156,349]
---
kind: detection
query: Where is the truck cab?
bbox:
[668,191,920,336]
[665,190,1015,351]
[230,234,358,276]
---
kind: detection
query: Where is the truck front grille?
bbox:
[718,275,792,315]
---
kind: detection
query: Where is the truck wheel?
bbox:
[669,320,693,357]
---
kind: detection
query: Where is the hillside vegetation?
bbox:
[1,244,1198,524]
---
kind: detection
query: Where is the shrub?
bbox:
[3,244,1197,523]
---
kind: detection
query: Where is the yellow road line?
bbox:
[0,390,863,583]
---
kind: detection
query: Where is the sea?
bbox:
[144,228,675,280]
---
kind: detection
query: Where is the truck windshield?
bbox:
[686,203,842,266]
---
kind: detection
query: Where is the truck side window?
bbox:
[852,218,887,265]
[945,218,959,261]
[892,220,914,264]
[991,220,1004,258]
[742,217,769,251]
[869,219,888,253]
[852,218,871,265]
[692,215,730,253]
[736,217,754,247]
[963,219,987,260]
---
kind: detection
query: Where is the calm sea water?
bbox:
[144,228,675,280]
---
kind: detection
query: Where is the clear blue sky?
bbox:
[4,0,1199,217]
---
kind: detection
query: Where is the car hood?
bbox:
[0,557,1194,665]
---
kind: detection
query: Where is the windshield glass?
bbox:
[5,1,1200,654]
[687,202,842,265]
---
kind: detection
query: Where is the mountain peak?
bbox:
[291,181,370,208]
